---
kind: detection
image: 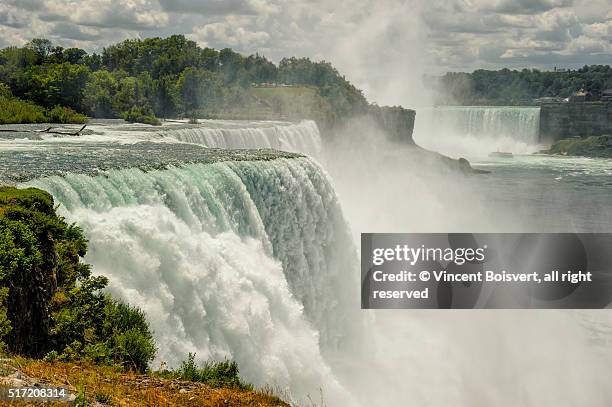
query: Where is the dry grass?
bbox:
[1,358,289,407]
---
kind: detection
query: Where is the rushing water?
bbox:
[3,116,612,406]
[414,106,542,159]
[26,158,358,403]
[3,119,356,404]
[161,119,322,157]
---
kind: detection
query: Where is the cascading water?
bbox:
[25,157,359,404]
[414,106,542,158]
[9,117,612,406]
[0,119,322,163]
[160,120,322,158]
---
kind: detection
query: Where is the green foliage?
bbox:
[83,70,117,118]
[95,391,112,404]
[46,105,87,124]
[121,106,161,126]
[0,82,11,98]
[178,67,222,113]
[51,286,156,372]
[173,353,252,390]
[0,84,87,124]
[430,65,612,105]
[0,187,156,372]
[102,301,156,372]
[75,382,88,406]
[0,288,11,353]
[24,62,90,111]
[0,96,47,124]
[0,36,368,127]
[547,135,612,158]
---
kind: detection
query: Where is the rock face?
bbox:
[540,102,612,142]
[368,105,416,144]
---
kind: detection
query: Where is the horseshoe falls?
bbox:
[414,106,541,159]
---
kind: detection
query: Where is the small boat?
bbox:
[489,151,513,158]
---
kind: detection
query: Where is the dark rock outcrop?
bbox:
[540,102,612,142]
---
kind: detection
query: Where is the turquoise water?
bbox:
[0,120,315,183]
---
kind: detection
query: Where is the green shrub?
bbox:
[46,105,88,124]
[0,96,47,124]
[43,350,59,362]
[0,83,12,99]
[0,87,87,124]
[103,301,156,372]
[113,328,156,372]
[95,391,112,404]
[52,290,156,372]
[174,353,252,390]
[0,288,11,353]
[121,106,161,126]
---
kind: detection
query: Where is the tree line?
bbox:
[428,65,612,105]
[0,36,367,124]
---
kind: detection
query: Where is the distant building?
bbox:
[569,89,592,103]
[602,89,612,102]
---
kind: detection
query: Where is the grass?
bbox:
[7,357,289,406]
[252,87,320,118]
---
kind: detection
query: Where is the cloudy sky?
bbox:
[0,0,610,104]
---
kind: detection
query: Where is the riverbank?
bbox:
[545,134,612,158]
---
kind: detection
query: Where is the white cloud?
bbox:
[189,18,271,51]
[0,0,609,104]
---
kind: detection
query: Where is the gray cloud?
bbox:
[481,0,574,15]
[50,22,101,41]
[159,0,256,15]
[0,10,28,28]
[3,0,45,11]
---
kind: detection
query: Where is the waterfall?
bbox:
[25,157,358,404]
[414,106,541,158]
[160,120,323,158]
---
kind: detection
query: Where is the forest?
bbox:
[0,36,367,126]
[429,65,612,105]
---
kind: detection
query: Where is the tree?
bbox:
[153,75,179,118]
[26,38,54,63]
[83,70,117,117]
[63,48,88,65]
[24,63,91,111]
[178,67,221,113]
